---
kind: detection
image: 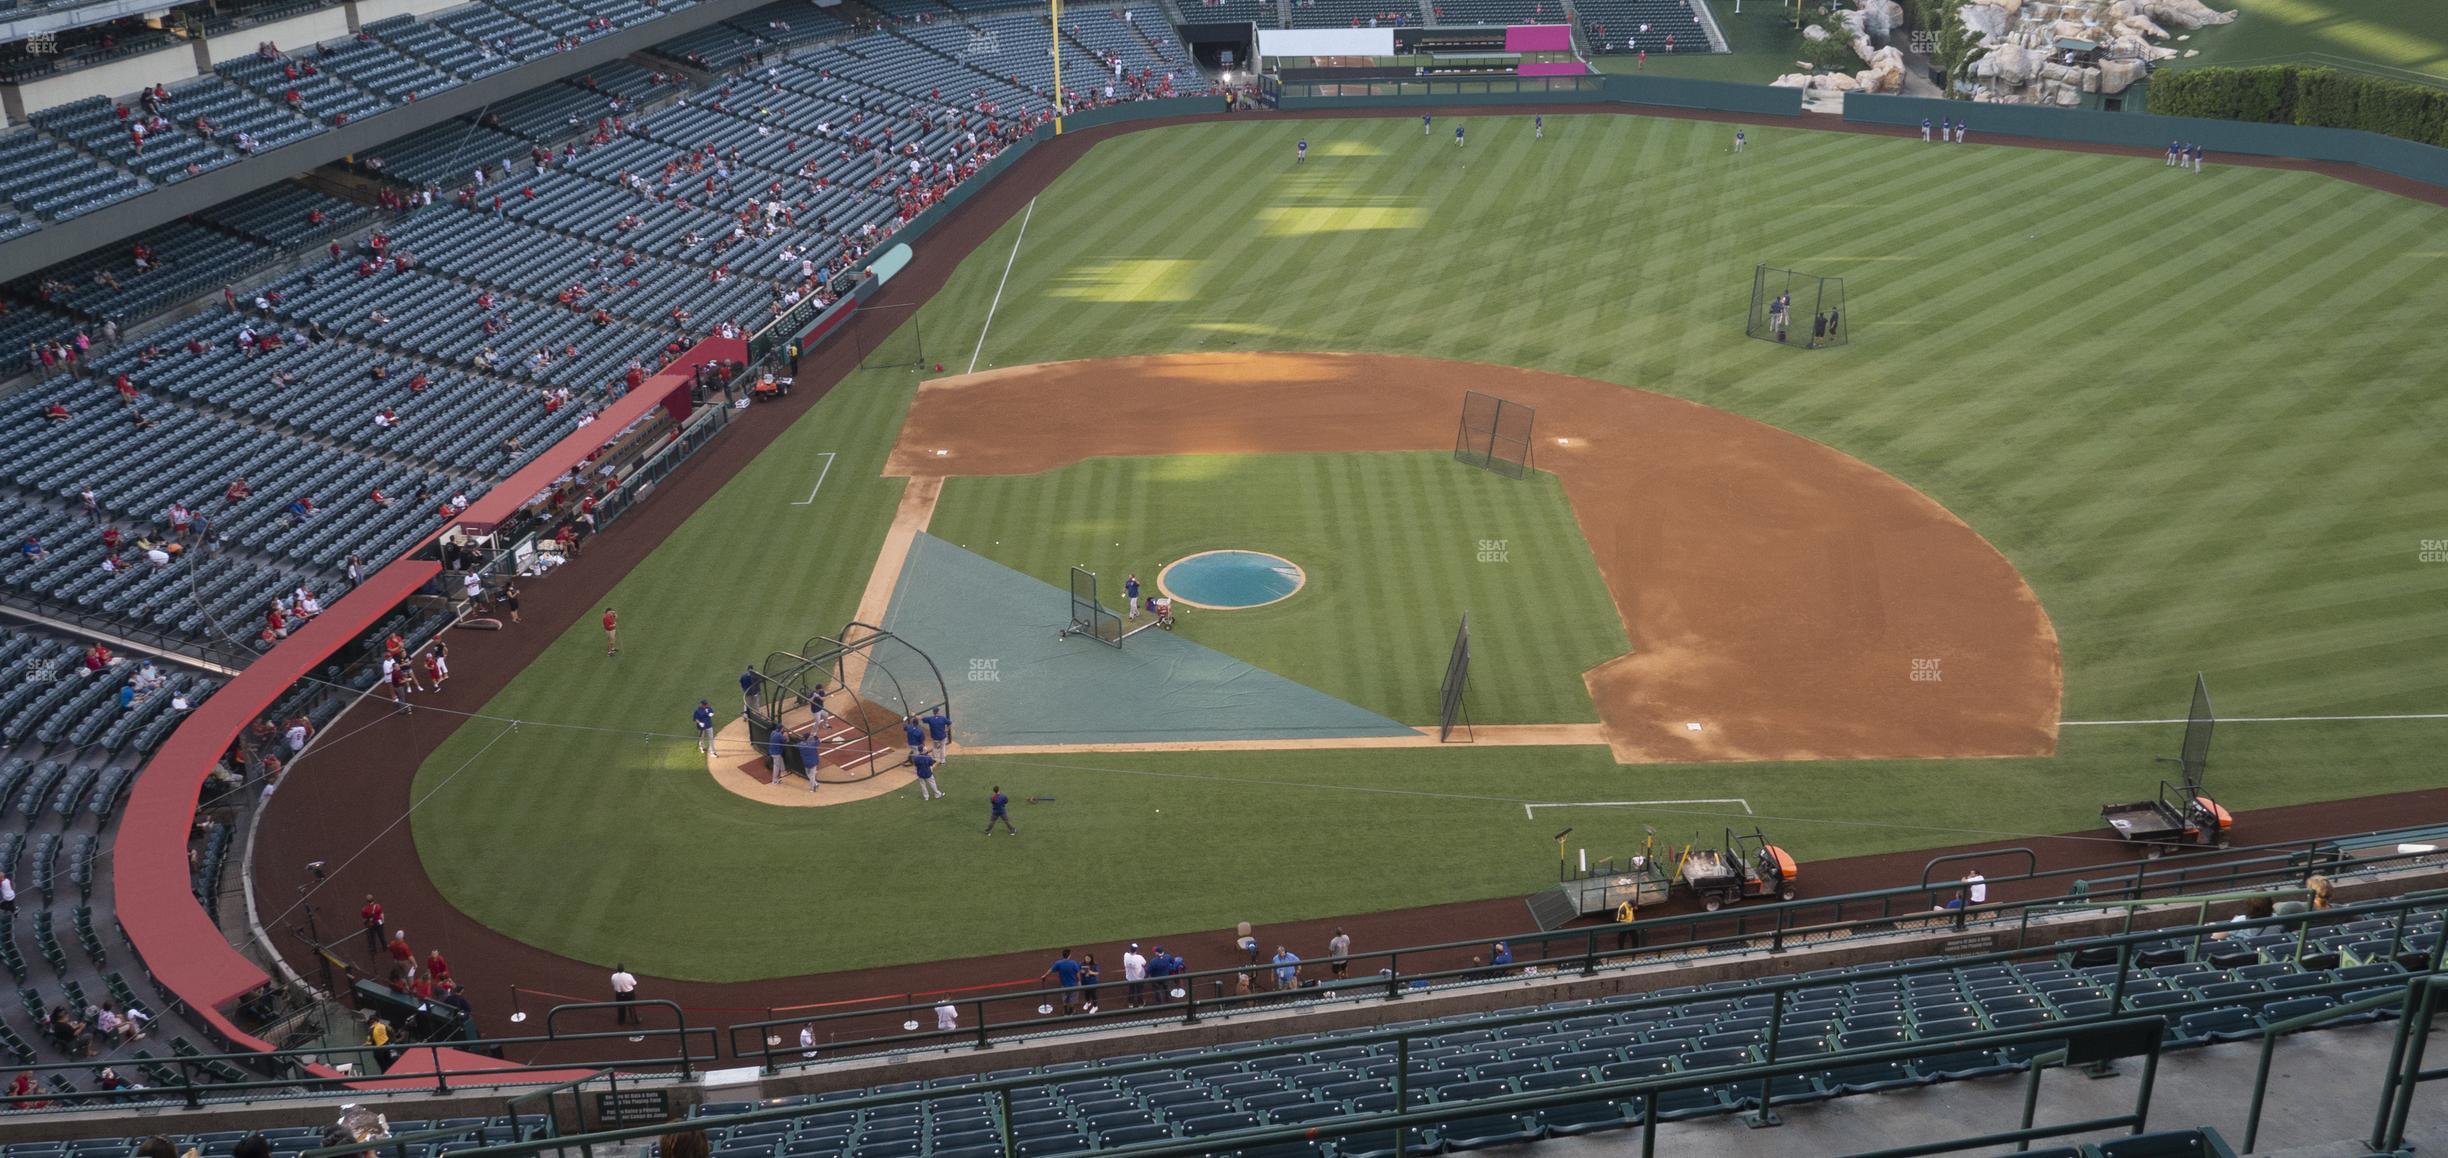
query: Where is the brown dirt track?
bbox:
[897,353,2060,765]
[250,102,2448,1061]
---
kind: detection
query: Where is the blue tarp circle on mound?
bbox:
[1163,551,1302,609]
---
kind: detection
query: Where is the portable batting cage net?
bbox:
[1746,265,1848,349]
[743,621,949,785]
[851,302,927,371]
[1059,566,1126,647]
[1438,613,1473,742]
[1454,391,1536,479]
[2177,672,2214,790]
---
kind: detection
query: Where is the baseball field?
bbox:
[257,110,2448,998]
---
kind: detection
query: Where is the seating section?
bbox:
[1179,0,1287,28]
[0,623,229,1097]
[200,183,373,249]
[1288,0,1422,30]
[656,906,2441,1155]
[1059,7,1183,77]
[1431,0,1567,24]
[0,130,146,223]
[354,121,531,186]
[216,52,392,127]
[30,97,235,187]
[1574,0,1716,52]
[0,8,1213,1107]
[169,74,330,158]
[363,14,519,82]
[313,34,465,103]
[10,222,278,323]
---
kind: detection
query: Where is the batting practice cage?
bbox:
[743,622,949,785]
[1439,612,1473,742]
[1454,390,1536,479]
[850,302,927,371]
[1746,265,1849,349]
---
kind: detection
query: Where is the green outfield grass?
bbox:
[927,453,1627,724]
[2159,0,2448,86]
[409,113,2448,982]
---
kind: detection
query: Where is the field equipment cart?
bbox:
[1678,828,1799,912]
[2101,780,2232,857]
[1525,827,1676,931]
[2100,674,2233,857]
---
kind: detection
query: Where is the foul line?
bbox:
[967,197,1034,375]
[1523,798,1753,821]
[788,452,837,506]
[2061,712,2448,726]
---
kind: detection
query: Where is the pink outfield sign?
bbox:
[1505,24,1574,52]
[1518,60,1591,75]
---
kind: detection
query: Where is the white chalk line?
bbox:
[2060,712,2448,727]
[1524,798,1753,821]
[788,452,837,506]
[967,197,1034,375]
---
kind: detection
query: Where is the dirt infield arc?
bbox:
[894,353,2062,765]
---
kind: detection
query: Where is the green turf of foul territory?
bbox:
[926,453,1627,725]
[410,114,2448,981]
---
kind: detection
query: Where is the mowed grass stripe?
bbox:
[405,116,2448,981]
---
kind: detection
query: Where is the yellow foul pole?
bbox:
[1052,0,1064,134]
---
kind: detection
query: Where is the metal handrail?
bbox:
[714,847,2447,1065]
[0,1021,718,1113]
[387,1019,2173,1158]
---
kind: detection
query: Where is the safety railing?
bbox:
[463,898,2440,1158]
[405,1020,2173,1158]
[0,1008,715,1114]
[2369,973,2448,1153]
[709,837,2446,1065]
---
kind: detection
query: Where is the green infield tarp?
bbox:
[875,534,1418,746]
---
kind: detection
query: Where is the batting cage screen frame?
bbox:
[1454,391,1536,479]
[2178,672,2214,790]
[1060,566,1125,647]
[850,302,927,371]
[1439,612,1473,742]
[743,621,950,784]
[1746,265,1849,349]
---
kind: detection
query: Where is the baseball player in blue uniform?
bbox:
[1423,113,1432,135]
[1455,124,1465,148]
[1534,115,1543,140]
[912,751,943,799]
[1295,138,1306,164]
[1124,572,1142,619]
[795,729,822,790]
[692,699,715,755]
[986,786,1016,835]
[1921,117,1931,142]
[903,715,926,758]
[923,708,951,761]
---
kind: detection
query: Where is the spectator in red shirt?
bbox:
[425,948,450,983]
[360,896,385,957]
[387,930,416,980]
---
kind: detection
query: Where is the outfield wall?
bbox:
[1846,93,2448,189]
[1272,74,1802,116]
